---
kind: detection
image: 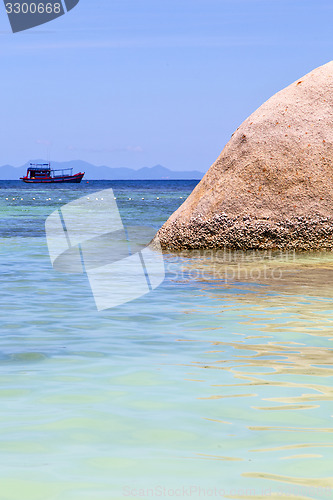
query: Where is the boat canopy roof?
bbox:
[27,163,74,176]
[28,163,50,171]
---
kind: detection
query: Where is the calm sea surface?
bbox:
[0,180,333,500]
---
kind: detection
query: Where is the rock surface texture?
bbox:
[156,62,333,251]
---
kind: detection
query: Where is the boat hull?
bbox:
[21,173,84,184]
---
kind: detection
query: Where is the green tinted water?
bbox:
[0,181,332,500]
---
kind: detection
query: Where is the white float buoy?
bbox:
[156,197,159,200]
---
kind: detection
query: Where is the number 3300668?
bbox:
[5,3,62,14]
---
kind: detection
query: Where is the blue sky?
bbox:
[0,0,332,170]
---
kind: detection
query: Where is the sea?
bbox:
[0,179,332,500]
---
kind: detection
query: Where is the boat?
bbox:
[20,163,85,183]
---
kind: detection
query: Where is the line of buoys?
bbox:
[3,195,186,202]
[2,197,63,201]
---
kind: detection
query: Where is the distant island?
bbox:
[0,160,204,180]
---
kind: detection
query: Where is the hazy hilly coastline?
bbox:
[0,160,204,180]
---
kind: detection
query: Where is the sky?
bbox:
[0,0,332,171]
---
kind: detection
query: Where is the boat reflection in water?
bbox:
[20,162,84,184]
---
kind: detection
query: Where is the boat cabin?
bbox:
[27,163,51,179]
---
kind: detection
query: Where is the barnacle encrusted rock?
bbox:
[156,61,333,251]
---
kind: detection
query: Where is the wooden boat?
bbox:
[20,163,84,183]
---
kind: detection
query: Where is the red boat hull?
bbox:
[21,173,84,184]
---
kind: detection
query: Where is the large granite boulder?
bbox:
[157,61,333,251]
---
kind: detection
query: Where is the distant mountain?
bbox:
[0,160,204,180]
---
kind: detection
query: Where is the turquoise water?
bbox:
[1,180,333,500]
